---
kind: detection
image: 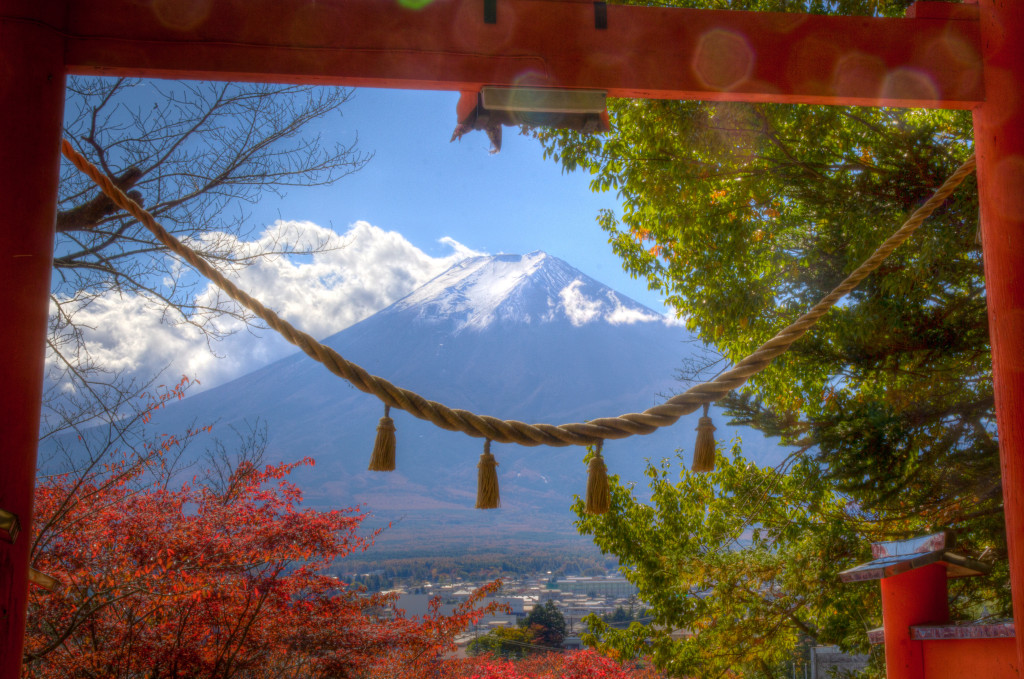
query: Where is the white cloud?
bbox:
[196,220,481,341]
[49,221,483,392]
[662,312,689,327]
[558,280,603,327]
[604,292,661,325]
[556,281,667,327]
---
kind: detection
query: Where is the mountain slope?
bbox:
[126,252,778,555]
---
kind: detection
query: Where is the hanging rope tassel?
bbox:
[60,140,977,450]
[368,405,397,472]
[692,403,717,472]
[586,442,610,515]
[476,440,500,509]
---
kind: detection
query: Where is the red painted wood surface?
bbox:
[0,1,1016,677]
[0,1,65,676]
[60,0,982,108]
[921,638,1018,679]
[880,564,950,679]
[973,0,1024,673]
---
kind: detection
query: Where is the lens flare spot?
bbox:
[881,68,939,104]
[398,0,436,9]
[929,33,981,71]
[151,0,211,30]
[919,33,982,99]
[511,70,550,89]
[692,30,754,91]
[832,52,886,98]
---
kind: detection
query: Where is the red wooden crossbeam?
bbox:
[62,0,982,108]
[5,2,1024,678]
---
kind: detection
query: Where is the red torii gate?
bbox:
[0,0,1019,676]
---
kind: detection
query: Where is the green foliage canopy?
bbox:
[522,600,569,648]
[467,601,568,659]
[574,455,874,677]
[467,626,542,660]
[539,0,999,595]
[537,0,1007,675]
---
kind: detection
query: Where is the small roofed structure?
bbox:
[839,531,989,584]
[841,531,1016,679]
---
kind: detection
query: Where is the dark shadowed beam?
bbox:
[59,0,982,108]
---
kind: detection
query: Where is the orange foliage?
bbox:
[446,650,664,679]
[24,405,500,677]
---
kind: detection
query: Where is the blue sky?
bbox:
[245,87,664,310]
[56,84,676,392]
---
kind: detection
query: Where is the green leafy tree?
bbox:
[467,626,541,660]
[538,0,992,541]
[540,83,1000,578]
[603,606,632,624]
[521,600,568,648]
[573,454,892,678]
[538,1,1003,675]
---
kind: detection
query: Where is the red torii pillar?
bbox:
[973,0,1024,674]
[0,0,1021,677]
[0,0,66,671]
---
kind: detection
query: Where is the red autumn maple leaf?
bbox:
[23,385,501,678]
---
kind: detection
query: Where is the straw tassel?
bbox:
[476,440,500,509]
[691,403,717,472]
[368,405,396,471]
[586,442,610,515]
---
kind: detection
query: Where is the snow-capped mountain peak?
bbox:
[387,251,663,332]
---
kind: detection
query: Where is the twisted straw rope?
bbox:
[60,138,977,447]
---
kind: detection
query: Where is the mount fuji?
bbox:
[132,252,778,556]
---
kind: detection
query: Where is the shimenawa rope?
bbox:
[60,138,977,449]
